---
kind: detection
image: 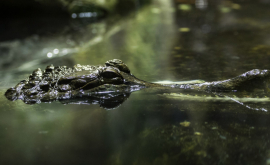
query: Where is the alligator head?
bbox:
[5,59,270,109]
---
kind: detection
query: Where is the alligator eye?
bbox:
[105,59,130,73]
[101,68,122,79]
[102,71,121,78]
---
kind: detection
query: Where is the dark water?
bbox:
[1,0,270,164]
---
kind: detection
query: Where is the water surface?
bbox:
[1,0,270,164]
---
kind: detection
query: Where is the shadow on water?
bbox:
[1,0,270,164]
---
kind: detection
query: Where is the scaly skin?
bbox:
[4,59,270,108]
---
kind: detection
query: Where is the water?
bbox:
[1,0,270,164]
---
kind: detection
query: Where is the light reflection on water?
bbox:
[1,0,270,164]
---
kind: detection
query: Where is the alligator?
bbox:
[4,59,270,109]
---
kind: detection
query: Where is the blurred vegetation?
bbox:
[72,0,177,81]
[0,0,152,18]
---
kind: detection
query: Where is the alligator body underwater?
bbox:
[5,59,270,109]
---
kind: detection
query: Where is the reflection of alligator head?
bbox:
[5,59,270,109]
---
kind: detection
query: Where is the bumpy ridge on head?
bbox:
[4,59,133,105]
